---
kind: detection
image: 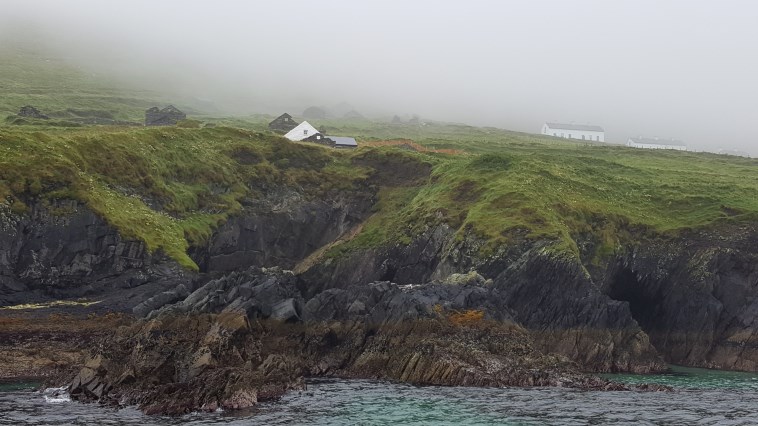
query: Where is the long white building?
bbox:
[542,122,605,142]
[626,137,686,151]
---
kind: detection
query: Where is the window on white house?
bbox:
[582,135,585,140]
[304,129,308,135]
[596,136,600,141]
[569,134,572,138]
[553,133,557,136]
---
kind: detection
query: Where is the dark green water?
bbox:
[2,367,758,425]
[602,365,758,390]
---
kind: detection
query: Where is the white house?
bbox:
[542,123,605,142]
[626,137,686,151]
[284,120,320,141]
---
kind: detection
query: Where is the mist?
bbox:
[2,0,757,155]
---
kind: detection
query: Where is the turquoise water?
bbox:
[2,368,758,425]
[602,365,758,390]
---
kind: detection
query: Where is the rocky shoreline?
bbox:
[2,192,757,415]
[53,268,671,414]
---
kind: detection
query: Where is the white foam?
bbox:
[42,386,71,404]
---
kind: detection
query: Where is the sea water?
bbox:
[2,366,758,425]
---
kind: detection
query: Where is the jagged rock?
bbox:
[69,355,112,401]
[133,284,190,317]
[195,190,372,273]
[3,163,755,416]
[0,199,193,310]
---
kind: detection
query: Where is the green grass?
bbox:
[0,47,161,122]
[5,118,758,268]
[324,121,758,257]
[3,120,757,269]
[0,126,364,270]
[2,46,757,269]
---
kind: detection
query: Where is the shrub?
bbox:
[447,309,485,326]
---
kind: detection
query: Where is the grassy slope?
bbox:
[2,49,757,269]
[0,126,366,270]
[0,47,162,122]
[2,120,757,269]
[287,119,758,256]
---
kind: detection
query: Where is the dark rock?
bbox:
[270,298,301,322]
[17,105,48,119]
[193,190,373,273]
[145,105,186,126]
[0,199,193,312]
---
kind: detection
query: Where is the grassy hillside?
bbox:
[2,123,757,269]
[336,137,758,257]
[0,126,366,270]
[2,48,757,269]
[0,46,163,122]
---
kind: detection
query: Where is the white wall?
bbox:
[626,140,686,151]
[542,124,605,142]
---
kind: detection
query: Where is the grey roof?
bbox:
[628,137,686,146]
[328,136,357,147]
[546,122,604,132]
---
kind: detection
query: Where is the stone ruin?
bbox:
[17,105,49,119]
[145,105,186,126]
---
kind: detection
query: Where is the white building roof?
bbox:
[284,121,319,141]
[546,122,604,132]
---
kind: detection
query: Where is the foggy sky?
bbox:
[2,0,757,155]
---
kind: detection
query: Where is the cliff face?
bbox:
[301,221,758,373]
[3,181,758,414]
[0,200,189,311]
[588,224,758,370]
[190,189,373,273]
[4,190,758,377]
[300,228,664,373]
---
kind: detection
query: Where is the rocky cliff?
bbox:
[0,200,189,311]
[2,143,757,415]
[67,267,663,414]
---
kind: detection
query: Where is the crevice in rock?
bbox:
[381,265,397,282]
[606,265,660,338]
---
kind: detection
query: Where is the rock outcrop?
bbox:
[0,200,190,311]
[17,105,49,119]
[588,224,758,371]
[190,189,372,273]
[67,267,664,414]
[2,174,755,416]
[144,105,186,126]
[301,221,758,373]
